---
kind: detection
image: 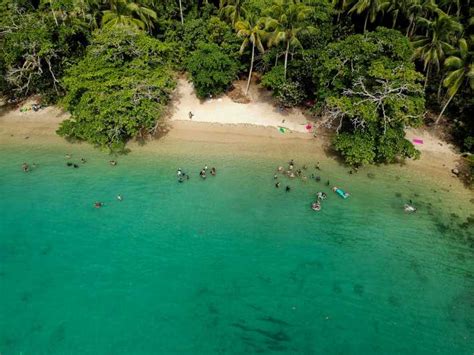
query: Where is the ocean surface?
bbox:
[0,140,473,354]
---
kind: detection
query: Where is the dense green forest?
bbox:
[0,0,472,168]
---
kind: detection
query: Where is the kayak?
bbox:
[333,186,350,199]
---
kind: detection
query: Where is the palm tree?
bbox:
[348,0,389,33]
[265,0,313,79]
[436,37,474,123]
[102,0,157,31]
[412,12,463,88]
[236,14,266,95]
[220,0,246,26]
[387,0,410,28]
[332,0,353,23]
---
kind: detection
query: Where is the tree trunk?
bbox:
[179,0,184,24]
[245,42,255,95]
[50,0,58,26]
[436,93,455,124]
[436,77,444,101]
[284,40,290,79]
[406,16,412,36]
[424,65,430,89]
[363,11,369,33]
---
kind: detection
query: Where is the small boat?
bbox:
[333,186,350,199]
[311,201,321,211]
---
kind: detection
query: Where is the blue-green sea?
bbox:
[1,138,473,354]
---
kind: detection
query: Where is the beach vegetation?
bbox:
[0,0,472,165]
[186,42,239,99]
[57,26,176,151]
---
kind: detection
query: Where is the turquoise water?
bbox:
[1,141,473,354]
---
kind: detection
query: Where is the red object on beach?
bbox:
[413,138,424,144]
[306,123,312,130]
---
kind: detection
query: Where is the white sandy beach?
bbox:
[169,78,313,134]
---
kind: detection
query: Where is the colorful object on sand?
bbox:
[413,138,424,144]
[306,123,312,131]
[278,127,288,133]
[333,186,350,199]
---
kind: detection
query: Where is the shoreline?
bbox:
[0,92,469,196]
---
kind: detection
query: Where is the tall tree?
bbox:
[219,0,246,26]
[265,0,313,79]
[235,14,266,95]
[348,0,389,33]
[412,12,463,88]
[437,37,474,123]
[102,0,157,31]
[332,0,353,23]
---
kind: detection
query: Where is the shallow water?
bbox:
[0,141,473,354]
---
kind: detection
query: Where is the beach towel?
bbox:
[413,138,424,144]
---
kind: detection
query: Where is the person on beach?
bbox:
[315,162,321,170]
[286,186,291,192]
[110,160,117,166]
[22,162,29,172]
[211,167,216,176]
[188,111,194,120]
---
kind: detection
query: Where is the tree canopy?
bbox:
[57,26,176,151]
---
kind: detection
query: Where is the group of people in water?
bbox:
[177,165,217,183]
[273,159,334,211]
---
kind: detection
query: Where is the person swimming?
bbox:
[117,195,123,201]
[286,186,291,192]
[275,182,280,188]
[277,166,283,172]
[22,162,29,172]
[94,202,103,208]
[315,162,321,170]
[66,162,73,167]
[200,169,206,179]
[81,158,86,163]
[274,174,278,179]
[210,167,216,176]
[315,176,321,182]
[65,154,71,159]
[326,180,330,186]
[110,160,117,166]
[317,192,327,200]
[177,168,182,176]
[73,163,79,168]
